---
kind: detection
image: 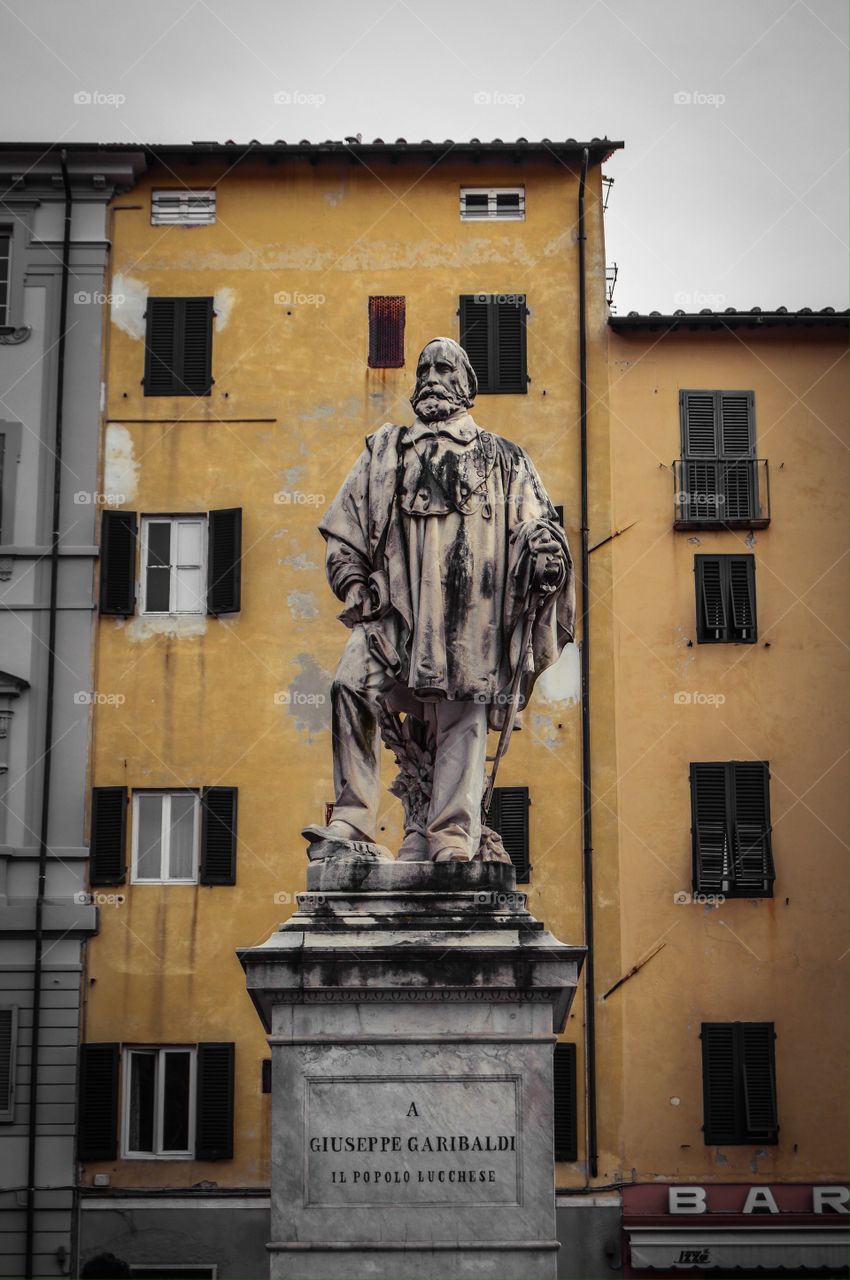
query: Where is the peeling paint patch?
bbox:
[123,614,208,640]
[281,552,318,571]
[287,653,332,736]
[214,286,236,332]
[715,1150,729,1164]
[531,711,559,749]
[287,590,318,619]
[104,424,139,502]
[323,183,346,207]
[535,643,580,704]
[111,274,148,340]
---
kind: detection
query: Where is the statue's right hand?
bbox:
[338,582,370,628]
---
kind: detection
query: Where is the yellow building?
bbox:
[76,139,627,1279]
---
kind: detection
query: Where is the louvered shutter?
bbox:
[144,297,213,396]
[729,557,756,638]
[681,392,718,456]
[99,511,137,616]
[553,1042,577,1161]
[89,787,128,886]
[719,392,754,456]
[78,1043,119,1160]
[697,557,727,641]
[493,294,528,393]
[487,786,530,881]
[368,297,405,368]
[741,1023,778,1141]
[459,295,492,390]
[0,1007,17,1122]
[144,298,179,395]
[207,508,242,614]
[200,787,237,885]
[195,1043,234,1159]
[690,764,729,894]
[701,1023,738,1144]
[731,762,774,894]
[181,298,214,395]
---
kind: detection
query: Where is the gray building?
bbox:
[0,146,144,1280]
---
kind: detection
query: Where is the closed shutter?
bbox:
[90,787,128,886]
[459,294,491,389]
[78,1043,119,1160]
[719,392,754,456]
[0,1007,17,1122]
[486,786,530,881]
[460,294,527,394]
[690,764,729,894]
[99,511,137,616]
[493,294,527,393]
[681,391,755,521]
[368,297,405,368]
[681,392,718,455]
[553,1042,577,1161]
[144,297,213,396]
[731,762,774,893]
[195,1043,235,1159]
[695,556,756,643]
[701,1023,738,1144]
[200,787,237,885]
[207,508,242,614]
[741,1022,778,1141]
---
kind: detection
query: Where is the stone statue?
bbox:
[302,337,575,863]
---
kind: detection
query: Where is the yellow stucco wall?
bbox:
[608,325,848,1180]
[83,154,623,1188]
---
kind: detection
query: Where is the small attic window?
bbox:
[151,190,217,227]
[460,187,525,221]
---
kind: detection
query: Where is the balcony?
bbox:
[673,457,770,531]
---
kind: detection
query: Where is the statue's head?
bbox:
[410,337,478,422]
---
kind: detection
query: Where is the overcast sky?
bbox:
[1,0,846,312]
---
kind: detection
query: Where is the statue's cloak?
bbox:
[319,415,575,728]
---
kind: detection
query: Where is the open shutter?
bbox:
[487,786,530,881]
[731,762,774,895]
[696,557,727,641]
[195,1043,234,1159]
[493,294,527,393]
[553,1042,577,1161]
[78,1043,119,1160]
[741,1022,778,1142]
[99,511,137,616]
[0,1007,17,1122]
[368,296,405,368]
[729,557,756,639]
[181,297,214,395]
[89,787,128,886]
[690,764,730,894]
[207,508,242,614]
[459,295,492,390]
[701,1023,738,1144]
[200,787,237,885]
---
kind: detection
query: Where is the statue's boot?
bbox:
[433,847,474,863]
[397,829,428,862]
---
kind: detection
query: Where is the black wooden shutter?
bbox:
[696,556,756,643]
[729,557,756,638]
[493,294,528,394]
[78,1043,119,1160]
[0,1007,16,1121]
[144,297,213,396]
[690,764,729,894]
[553,1042,577,1161]
[719,392,755,456]
[200,787,237,885]
[731,762,774,894]
[195,1042,235,1159]
[741,1023,778,1141]
[90,787,128,886]
[701,1022,738,1144]
[99,511,137,616]
[487,786,530,881]
[696,557,727,641]
[368,297,405,368]
[459,294,492,389]
[207,508,242,615]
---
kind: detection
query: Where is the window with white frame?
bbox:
[123,1046,196,1157]
[151,190,217,227]
[141,516,205,614]
[460,187,525,221]
[132,791,199,883]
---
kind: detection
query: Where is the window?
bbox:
[701,1022,778,1145]
[143,297,213,396]
[459,293,527,394]
[132,792,200,883]
[368,296,405,368]
[0,1006,18,1122]
[142,517,205,614]
[0,420,22,544]
[0,229,11,326]
[675,390,770,528]
[151,189,216,227]
[690,762,775,897]
[460,187,525,221]
[553,1043,577,1161]
[123,1047,196,1157]
[695,555,756,643]
[486,786,530,881]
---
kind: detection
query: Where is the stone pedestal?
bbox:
[238,859,584,1280]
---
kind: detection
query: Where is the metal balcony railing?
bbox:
[673,457,770,530]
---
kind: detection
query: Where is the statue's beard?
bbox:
[412,386,466,422]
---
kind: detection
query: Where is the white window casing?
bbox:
[151,190,216,226]
[131,791,200,883]
[460,187,525,221]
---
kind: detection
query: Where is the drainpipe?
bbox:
[24,149,73,1279]
[577,145,598,1180]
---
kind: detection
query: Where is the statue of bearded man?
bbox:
[303,337,575,863]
